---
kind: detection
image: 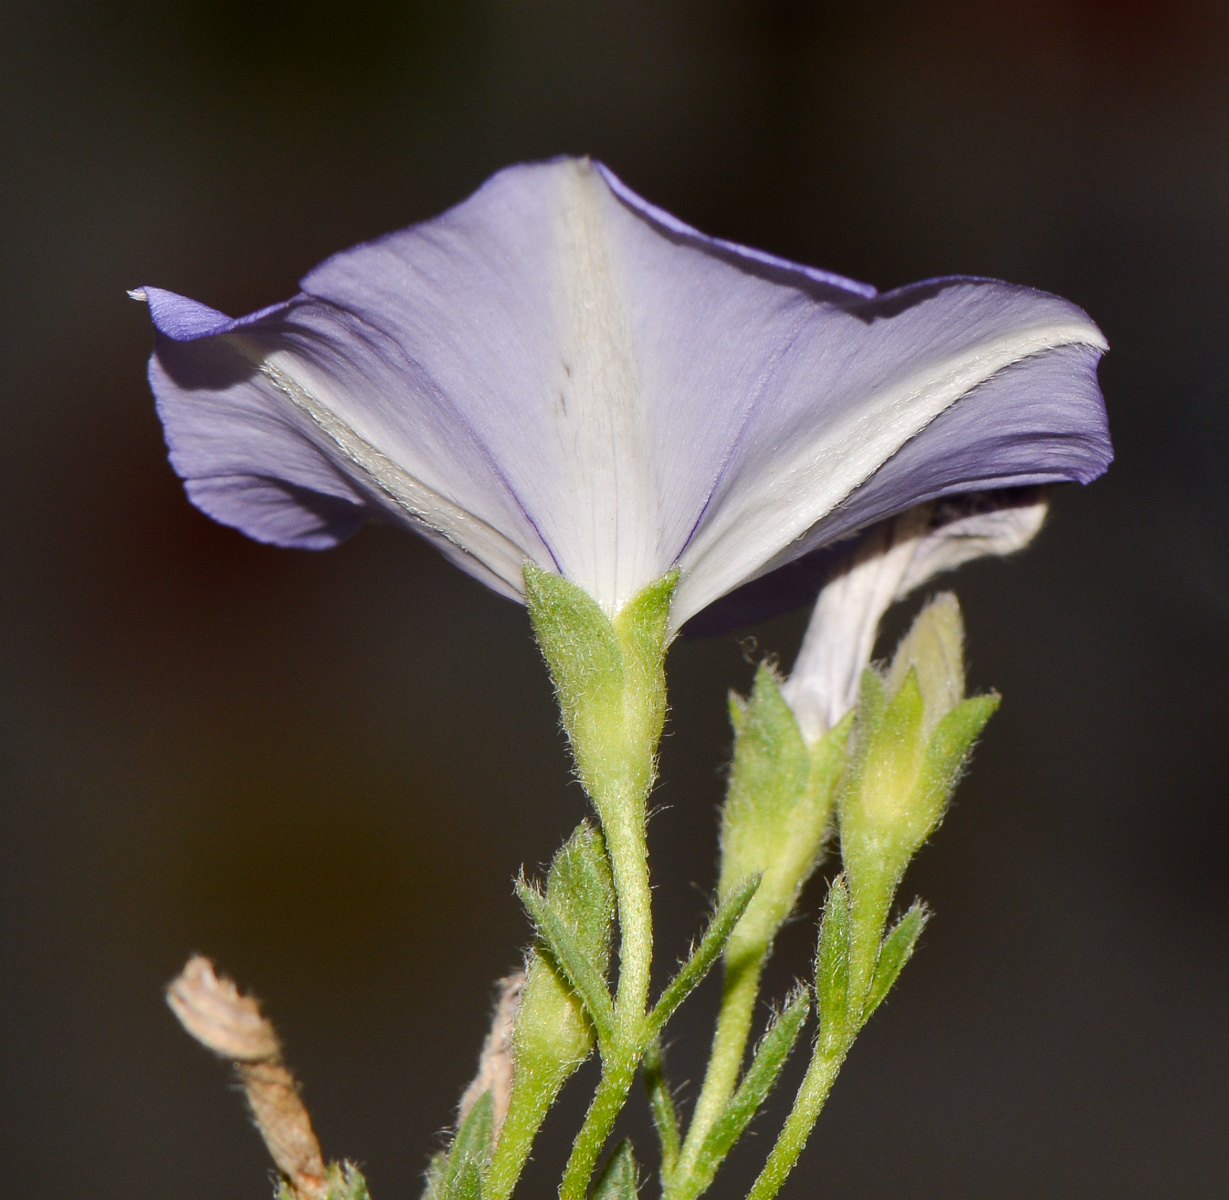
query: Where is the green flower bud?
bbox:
[485,822,615,1200]
[838,593,998,1000]
[883,590,966,739]
[842,593,993,865]
[718,665,849,962]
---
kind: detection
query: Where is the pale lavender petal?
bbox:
[732,341,1109,592]
[666,279,1108,625]
[592,182,850,574]
[142,286,380,552]
[301,160,663,612]
[137,157,1110,624]
[139,286,296,341]
[148,304,373,551]
[683,334,1106,633]
[142,289,551,598]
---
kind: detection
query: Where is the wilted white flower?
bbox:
[780,490,1048,741]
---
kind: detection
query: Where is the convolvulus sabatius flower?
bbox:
[135,157,1109,630]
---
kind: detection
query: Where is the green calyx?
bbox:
[841,595,998,878]
[719,665,851,954]
[838,593,997,1002]
[523,565,676,820]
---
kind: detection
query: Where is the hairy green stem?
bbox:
[565,695,654,1200]
[558,1058,638,1200]
[599,786,653,1029]
[670,948,763,1186]
[553,774,653,1198]
[743,1040,849,1200]
[485,1082,549,1200]
[846,873,895,1010]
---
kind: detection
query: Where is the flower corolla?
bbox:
[134,157,1110,632]
[780,490,1047,741]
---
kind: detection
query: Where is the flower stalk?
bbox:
[670,671,849,1190]
[523,565,677,1198]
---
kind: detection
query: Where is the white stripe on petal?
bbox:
[673,317,1105,627]
[248,341,534,595]
[546,162,659,614]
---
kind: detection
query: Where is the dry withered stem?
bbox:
[167,955,328,1200]
[457,971,525,1141]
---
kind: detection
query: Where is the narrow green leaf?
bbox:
[446,1159,483,1200]
[642,1038,680,1177]
[727,690,747,734]
[452,1089,494,1164]
[591,1139,639,1200]
[863,904,930,1022]
[488,825,614,1200]
[545,821,616,972]
[438,1090,493,1200]
[420,1152,447,1200]
[516,879,616,1043]
[647,876,760,1034]
[678,988,811,1200]
[706,988,810,1164]
[814,875,851,1053]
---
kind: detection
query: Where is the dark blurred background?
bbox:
[2,1,1227,1197]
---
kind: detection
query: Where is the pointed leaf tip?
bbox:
[887,592,965,727]
[437,1090,493,1200]
[591,1140,639,1200]
[515,877,616,1043]
[648,874,760,1034]
[815,874,852,1050]
[864,904,930,1021]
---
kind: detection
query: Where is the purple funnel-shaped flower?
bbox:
[135,157,1110,631]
